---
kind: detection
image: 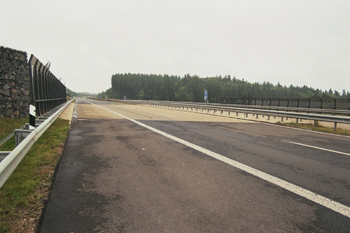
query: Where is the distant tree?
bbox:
[342,89,346,97]
[108,73,348,102]
[137,89,145,99]
[67,88,78,97]
[329,88,333,96]
[334,90,340,97]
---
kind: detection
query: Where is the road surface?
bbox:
[39,98,350,232]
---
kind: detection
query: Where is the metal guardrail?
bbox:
[134,100,350,116]
[215,97,350,110]
[0,124,29,148]
[118,100,350,131]
[202,102,350,116]
[0,99,73,188]
[0,132,15,147]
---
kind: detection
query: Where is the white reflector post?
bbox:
[29,105,36,127]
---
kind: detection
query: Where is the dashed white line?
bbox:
[283,140,350,157]
[86,100,350,218]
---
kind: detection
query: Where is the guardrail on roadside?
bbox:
[116,100,350,131]
[215,97,350,110]
[0,99,73,189]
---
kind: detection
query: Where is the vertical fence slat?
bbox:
[28,55,66,120]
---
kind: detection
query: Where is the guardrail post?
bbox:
[0,152,11,162]
[15,129,32,146]
[334,122,337,131]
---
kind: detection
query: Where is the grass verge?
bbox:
[277,121,350,136]
[0,118,28,151]
[0,118,70,232]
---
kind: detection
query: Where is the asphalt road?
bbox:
[39,98,350,232]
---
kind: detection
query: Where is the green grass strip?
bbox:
[0,118,28,151]
[0,118,70,232]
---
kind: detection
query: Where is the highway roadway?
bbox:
[39,98,350,232]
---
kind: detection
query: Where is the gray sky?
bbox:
[1,0,349,94]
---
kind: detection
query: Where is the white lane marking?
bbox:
[263,122,350,139]
[283,140,350,157]
[154,113,175,118]
[73,106,77,119]
[86,100,350,218]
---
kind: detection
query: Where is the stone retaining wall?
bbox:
[0,46,30,119]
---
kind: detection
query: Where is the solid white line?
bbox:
[86,100,350,218]
[283,140,350,157]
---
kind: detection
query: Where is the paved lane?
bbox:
[40,99,350,232]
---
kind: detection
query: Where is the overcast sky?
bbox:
[1,0,349,94]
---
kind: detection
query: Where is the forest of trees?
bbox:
[67,88,78,97]
[99,73,349,102]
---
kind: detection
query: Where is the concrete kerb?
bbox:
[59,101,75,125]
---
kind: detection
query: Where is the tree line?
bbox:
[98,73,349,102]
